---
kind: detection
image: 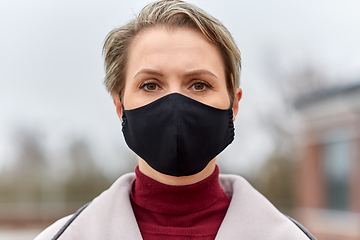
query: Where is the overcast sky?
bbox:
[1,0,360,176]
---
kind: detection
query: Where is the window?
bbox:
[323,130,351,210]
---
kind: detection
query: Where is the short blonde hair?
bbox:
[103,0,241,103]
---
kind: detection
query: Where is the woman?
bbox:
[36,0,315,239]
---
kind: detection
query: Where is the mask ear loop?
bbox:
[121,104,127,125]
[120,94,126,124]
[228,102,234,122]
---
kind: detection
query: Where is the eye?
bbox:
[190,81,212,91]
[139,81,161,91]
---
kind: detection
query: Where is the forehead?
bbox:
[126,26,225,78]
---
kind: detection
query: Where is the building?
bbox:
[295,82,360,240]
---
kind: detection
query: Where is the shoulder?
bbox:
[218,174,316,239]
[34,172,137,240]
[34,215,72,240]
[286,215,317,240]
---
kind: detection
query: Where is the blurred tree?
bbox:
[250,50,332,211]
[0,126,50,224]
[251,149,296,212]
[65,138,112,203]
[11,126,47,203]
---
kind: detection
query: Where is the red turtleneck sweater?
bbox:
[130,165,231,240]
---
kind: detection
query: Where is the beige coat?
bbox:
[35,173,314,240]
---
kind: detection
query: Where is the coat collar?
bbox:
[56,173,309,240]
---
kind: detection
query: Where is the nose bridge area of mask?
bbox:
[151,92,225,111]
[154,91,195,107]
[160,92,205,109]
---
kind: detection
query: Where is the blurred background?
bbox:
[0,0,359,239]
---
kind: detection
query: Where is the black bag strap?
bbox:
[51,202,91,240]
[285,215,317,240]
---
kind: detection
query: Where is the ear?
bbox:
[112,94,123,122]
[232,88,242,121]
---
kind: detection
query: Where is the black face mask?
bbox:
[121,93,234,177]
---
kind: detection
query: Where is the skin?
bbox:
[113,26,242,186]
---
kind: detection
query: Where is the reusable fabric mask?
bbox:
[121,93,234,177]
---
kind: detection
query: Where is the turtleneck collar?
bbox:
[130,165,227,215]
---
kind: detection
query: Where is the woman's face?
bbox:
[121,26,233,111]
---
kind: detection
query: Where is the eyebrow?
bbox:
[133,69,218,79]
[184,69,218,78]
[133,69,163,79]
